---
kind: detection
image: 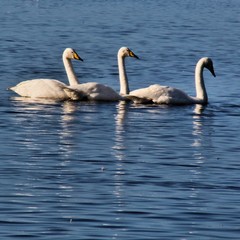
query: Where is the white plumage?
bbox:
[64,47,139,101]
[128,57,216,105]
[9,48,83,100]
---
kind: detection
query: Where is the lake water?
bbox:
[1,0,240,239]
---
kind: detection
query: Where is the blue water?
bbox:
[1,0,240,239]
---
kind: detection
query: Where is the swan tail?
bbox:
[63,88,86,101]
[7,86,17,91]
[124,94,153,104]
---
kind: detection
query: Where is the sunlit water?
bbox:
[1,1,240,239]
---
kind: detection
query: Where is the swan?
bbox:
[64,47,139,101]
[9,48,84,100]
[127,57,216,105]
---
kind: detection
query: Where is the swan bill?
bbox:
[73,50,83,61]
[129,50,139,59]
[209,66,216,77]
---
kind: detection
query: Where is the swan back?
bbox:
[67,82,123,101]
[10,79,69,99]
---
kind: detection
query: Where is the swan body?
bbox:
[129,84,196,105]
[64,47,139,101]
[9,48,83,100]
[127,57,216,105]
[11,79,70,100]
[66,82,124,101]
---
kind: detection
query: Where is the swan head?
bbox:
[63,48,83,61]
[118,47,139,59]
[202,57,216,77]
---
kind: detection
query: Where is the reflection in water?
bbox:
[58,101,80,161]
[113,101,128,154]
[191,104,205,148]
[11,96,62,108]
[193,104,205,115]
[191,104,213,155]
[9,97,62,154]
[8,98,77,221]
[188,104,209,235]
[11,98,83,166]
[189,104,214,221]
[112,101,128,234]
[191,104,210,165]
[61,101,79,123]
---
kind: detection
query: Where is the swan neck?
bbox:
[195,61,207,103]
[118,55,129,95]
[63,57,79,86]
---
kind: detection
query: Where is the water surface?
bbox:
[1,1,240,239]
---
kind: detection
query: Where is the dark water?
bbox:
[1,0,240,239]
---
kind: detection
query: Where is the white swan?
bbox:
[127,57,216,105]
[64,47,139,101]
[9,48,83,100]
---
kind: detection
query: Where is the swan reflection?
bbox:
[192,104,206,146]
[189,105,210,215]
[10,96,62,111]
[61,101,79,122]
[112,101,129,224]
[191,104,213,162]
[113,101,128,153]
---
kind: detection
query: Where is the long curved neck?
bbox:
[63,57,79,86]
[118,55,129,95]
[195,60,207,103]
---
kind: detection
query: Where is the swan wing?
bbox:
[70,82,123,101]
[63,87,86,100]
[9,79,69,100]
[130,84,194,105]
[129,84,169,102]
[124,94,153,104]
